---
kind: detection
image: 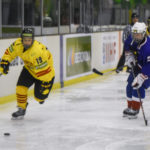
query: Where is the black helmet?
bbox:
[21,28,34,50]
[131,13,139,19]
[21,28,34,39]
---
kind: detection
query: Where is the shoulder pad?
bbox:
[14,38,22,46]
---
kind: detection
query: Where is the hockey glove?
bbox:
[125,51,135,68]
[132,73,148,89]
[0,60,10,75]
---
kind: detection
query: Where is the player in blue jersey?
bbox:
[123,22,150,119]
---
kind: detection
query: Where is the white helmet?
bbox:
[132,22,147,43]
[132,22,146,33]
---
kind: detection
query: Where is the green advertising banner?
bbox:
[66,36,91,77]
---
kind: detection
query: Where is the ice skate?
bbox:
[11,103,28,120]
[128,109,139,119]
[123,108,132,117]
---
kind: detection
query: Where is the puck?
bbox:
[4,133,10,136]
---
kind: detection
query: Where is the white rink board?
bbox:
[0,31,122,98]
[0,38,22,97]
[92,31,122,71]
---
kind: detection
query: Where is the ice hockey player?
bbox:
[116,13,139,73]
[123,22,150,119]
[0,28,55,119]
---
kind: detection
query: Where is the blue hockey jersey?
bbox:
[124,34,150,77]
[124,34,138,52]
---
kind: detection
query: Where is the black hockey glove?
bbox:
[0,60,10,74]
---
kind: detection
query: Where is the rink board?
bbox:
[0,31,123,103]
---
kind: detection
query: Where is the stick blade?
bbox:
[92,68,103,75]
[145,120,148,126]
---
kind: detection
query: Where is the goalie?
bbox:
[0,28,55,119]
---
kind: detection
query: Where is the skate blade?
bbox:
[128,115,138,119]
[11,116,24,120]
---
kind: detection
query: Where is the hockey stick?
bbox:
[92,68,118,76]
[131,63,148,126]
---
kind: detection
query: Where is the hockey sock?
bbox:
[132,101,140,111]
[127,100,133,108]
[16,86,28,109]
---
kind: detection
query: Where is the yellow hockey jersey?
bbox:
[1,38,55,82]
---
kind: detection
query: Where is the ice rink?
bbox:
[1,72,150,150]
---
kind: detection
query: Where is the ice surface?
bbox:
[0,72,150,150]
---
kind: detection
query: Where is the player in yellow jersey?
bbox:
[0,28,55,119]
